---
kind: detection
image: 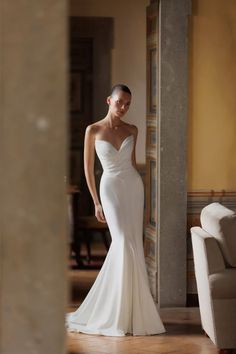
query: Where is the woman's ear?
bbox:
[107,96,111,105]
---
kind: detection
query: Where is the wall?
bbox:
[187,0,236,304]
[188,0,236,191]
[70,0,149,163]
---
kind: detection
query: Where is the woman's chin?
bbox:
[116,112,124,118]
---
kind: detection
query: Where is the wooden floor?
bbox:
[67,266,223,354]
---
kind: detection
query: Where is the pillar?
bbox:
[0,1,68,353]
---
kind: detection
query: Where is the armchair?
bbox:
[191,202,236,352]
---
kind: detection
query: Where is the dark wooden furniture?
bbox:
[78,216,110,261]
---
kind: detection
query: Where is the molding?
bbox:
[187,190,236,213]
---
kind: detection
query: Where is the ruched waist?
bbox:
[102,165,137,177]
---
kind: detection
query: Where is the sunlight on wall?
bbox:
[188,0,236,190]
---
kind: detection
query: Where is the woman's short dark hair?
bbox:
[111,84,132,97]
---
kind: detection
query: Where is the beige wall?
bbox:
[70,0,149,163]
[188,0,236,190]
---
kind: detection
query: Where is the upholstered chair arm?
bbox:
[191,226,226,276]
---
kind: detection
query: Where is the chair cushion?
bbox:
[200,202,236,267]
[209,269,236,299]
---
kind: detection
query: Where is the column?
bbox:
[0,1,68,353]
[158,0,191,306]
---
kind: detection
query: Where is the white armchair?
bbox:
[191,202,236,352]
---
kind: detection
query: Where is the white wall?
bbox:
[70,0,149,163]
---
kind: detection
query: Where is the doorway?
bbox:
[67,1,149,310]
[68,16,114,303]
[69,17,113,216]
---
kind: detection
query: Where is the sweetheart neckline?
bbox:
[95,134,134,152]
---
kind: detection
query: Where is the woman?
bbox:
[66,84,165,336]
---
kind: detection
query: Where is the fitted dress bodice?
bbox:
[94,134,134,175]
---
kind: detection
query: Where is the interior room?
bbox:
[0,0,235,354]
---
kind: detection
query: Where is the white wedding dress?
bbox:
[66,134,165,336]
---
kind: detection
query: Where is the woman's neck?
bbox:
[104,113,122,129]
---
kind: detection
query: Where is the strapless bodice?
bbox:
[95,135,134,175]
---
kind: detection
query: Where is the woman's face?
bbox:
[108,90,131,118]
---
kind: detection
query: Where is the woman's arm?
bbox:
[84,125,106,223]
[131,125,138,169]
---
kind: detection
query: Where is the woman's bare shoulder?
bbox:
[124,123,138,136]
[85,120,105,137]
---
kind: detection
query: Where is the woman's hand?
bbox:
[95,204,106,223]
